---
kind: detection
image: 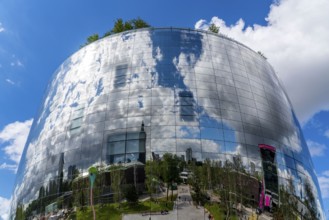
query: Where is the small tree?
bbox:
[145,160,161,195]
[103,31,111,37]
[209,23,219,34]
[15,204,25,220]
[111,18,126,33]
[110,18,150,34]
[84,18,151,45]
[81,34,99,47]
[110,165,125,205]
[303,180,318,219]
[273,179,299,220]
[132,17,151,29]
[78,189,86,211]
[161,153,181,201]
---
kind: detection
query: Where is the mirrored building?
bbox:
[10,28,325,219]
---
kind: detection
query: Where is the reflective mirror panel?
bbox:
[10,28,325,220]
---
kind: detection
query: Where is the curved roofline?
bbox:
[84,27,265,61]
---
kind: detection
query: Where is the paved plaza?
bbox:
[123,184,274,220]
[123,185,206,220]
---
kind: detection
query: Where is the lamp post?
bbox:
[89,166,98,220]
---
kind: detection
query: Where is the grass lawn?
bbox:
[76,204,122,220]
[205,203,225,220]
[75,196,177,220]
[205,203,239,220]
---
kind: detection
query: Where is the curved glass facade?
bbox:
[10,28,325,219]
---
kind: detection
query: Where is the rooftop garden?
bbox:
[82,18,151,47]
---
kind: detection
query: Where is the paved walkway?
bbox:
[123,185,205,220]
[243,207,272,220]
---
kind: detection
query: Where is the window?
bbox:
[107,124,146,164]
[70,107,84,133]
[114,64,128,88]
[179,91,195,121]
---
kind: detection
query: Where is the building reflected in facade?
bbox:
[10,28,325,219]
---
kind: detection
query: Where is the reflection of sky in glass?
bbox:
[10,28,324,219]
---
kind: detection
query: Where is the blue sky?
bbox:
[0,0,328,219]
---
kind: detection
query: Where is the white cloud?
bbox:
[0,119,33,170]
[318,171,329,199]
[0,196,10,220]
[0,22,4,33]
[0,162,17,171]
[10,60,23,67]
[5,79,15,85]
[195,0,329,124]
[324,130,329,138]
[306,140,327,157]
[323,170,329,177]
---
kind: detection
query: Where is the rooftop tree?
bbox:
[83,18,151,46]
[208,23,219,34]
[109,17,150,34]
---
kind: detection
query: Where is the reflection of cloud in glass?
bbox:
[295,163,325,219]
[176,126,200,139]
[10,29,324,219]
[201,139,223,153]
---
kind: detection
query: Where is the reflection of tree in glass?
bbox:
[188,161,208,206]
[187,157,262,219]
[145,153,182,201]
[123,184,139,205]
[273,178,299,220]
[304,179,318,219]
[15,204,25,220]
[145,160,161,195]
[161,153,181,201]
[110,165,125,206]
